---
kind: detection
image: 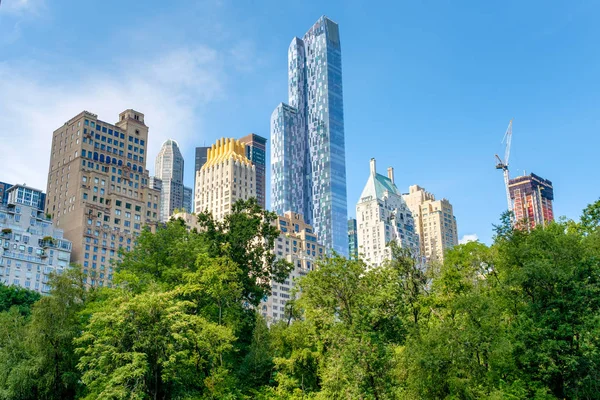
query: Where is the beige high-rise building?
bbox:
[46,110,160,288]
[194,138,256,220]
[403,185,458,263]
[356,159,419,267]
[262,211,325,323]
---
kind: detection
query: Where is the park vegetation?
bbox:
[1,197,600,399]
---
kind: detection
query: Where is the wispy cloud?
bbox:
[0,0,45,16]
[0,46,226,189]
[459,234,479,244]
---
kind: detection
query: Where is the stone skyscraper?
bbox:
[46,110,160,287]
[403,185,458,263]
[356,159,419,266]
[271,16,348,255]
[195,138,256,221]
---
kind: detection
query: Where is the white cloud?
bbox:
[0,46,226,190]
[459,234,479,244]
[0,0,44,16]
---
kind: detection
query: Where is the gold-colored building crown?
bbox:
[202,138,252,169]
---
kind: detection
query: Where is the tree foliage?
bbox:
[0,199,599,399]
[0,283,40,316]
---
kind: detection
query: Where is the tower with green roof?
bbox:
[356,158,419,266]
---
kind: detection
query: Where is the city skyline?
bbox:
[1,1,599,244]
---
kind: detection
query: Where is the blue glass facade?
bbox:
[0,182,12,207]
[271,16,348,255]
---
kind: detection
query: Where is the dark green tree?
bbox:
[0,283,41,316]
[196,198,292,307]
[0,269,87,400]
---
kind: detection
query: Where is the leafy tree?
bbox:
[271,251,426,399]
[238,315,275,392]
[495,222,600,398]
[580,198,600,233]
[0,283,41,316]
[196,198,292,307]
[0,269,87,400]
[76,287,236,400]
[115,218,208,292]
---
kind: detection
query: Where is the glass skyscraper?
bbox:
[240,133,267,209]
[271,16,348,255]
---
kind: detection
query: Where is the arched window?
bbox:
[93,152,99,161]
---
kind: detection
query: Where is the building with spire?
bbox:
[155,139,189,221]
[194,138,256,220]
[356,159,418,266]
[403,185,458,263]
[271,16,349,255]
[509,172,554,230]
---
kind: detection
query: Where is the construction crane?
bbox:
[495,119,513,214]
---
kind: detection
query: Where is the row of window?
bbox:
[81,149,145,170]
[84,120,146,147]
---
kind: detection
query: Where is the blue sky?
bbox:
[1,0,599,244]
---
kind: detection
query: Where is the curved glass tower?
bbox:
[271,16,348,255]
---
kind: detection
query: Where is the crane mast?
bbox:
[495,119,513,216]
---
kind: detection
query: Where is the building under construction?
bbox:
[508,173,554,230]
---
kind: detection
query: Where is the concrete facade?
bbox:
[0,185,72,294]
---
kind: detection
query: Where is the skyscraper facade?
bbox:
[261,211,324,323]
[194,146,209,197]
[356,159,419,266]
[0,185,72,294]
[0,182,13,206]
[195,138,256,220]
[271,16,348,255]
[509,173,554,230]
[183,186,193,214]
[155,139,185,221]
[46,109,160,288]
[239,133,267,209]
[348,218,358,259]
[403,185,458,263]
